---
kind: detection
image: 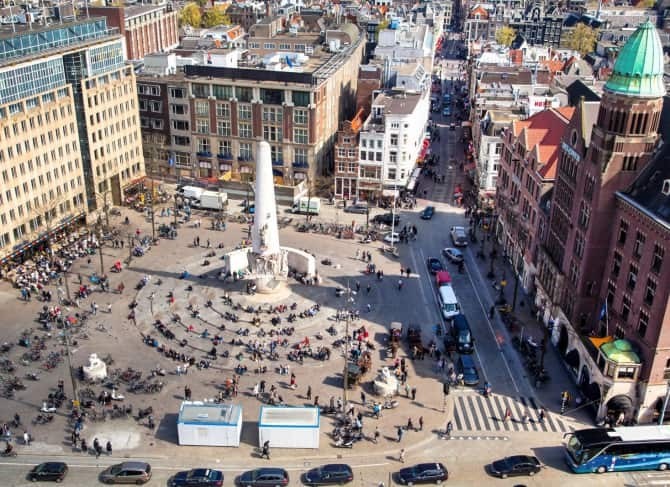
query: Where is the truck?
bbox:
[193,190,227,210]
[291,197,320,215]
[177,185,204,201]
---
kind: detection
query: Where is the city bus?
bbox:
[564,425,670,473]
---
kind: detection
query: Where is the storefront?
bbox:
[122,176,147,206]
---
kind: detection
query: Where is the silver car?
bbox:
[100,462,152,484]
[450,226,468,247]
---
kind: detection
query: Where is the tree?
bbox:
[202,6,230,28]
[179,3,201,28]
[495,26,516,47]
[639,0,656,7]
[566,24,598,57]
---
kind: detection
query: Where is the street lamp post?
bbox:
[97,223,105,277]
[127,233,134,266]
[342,284,354,405]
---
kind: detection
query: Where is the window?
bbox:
[618,220,628,245]
[614,324,625,340]
[292,91,310,107]
[235,87,253,103]
[172,120,189,131]
[389,152,397,163]
[239,142,252,160]
[573,233,585,259]
[611,251,622,277]
[390,134,398,146]
[212,85,233,100]
[260,88,283,105]
[617,366,636,379]
[270,145,283,163]
[621,295,631,322]
[652,244,664,274]
[388,168,396,180]
[294,128,308,144]
[192,84,209,98]
[239,123,251,138]
[195,119,209,134]
[169,87,185,98]
[645,278,656,306]
[216,103,230,118]
[238,104,251,120]
[262,107,282,122]
[294,148,307,164]
[217,120,231,136]
[638,310,648,338]
[195,101,209,117]
[171,104,187,115]
[293,108,307,125]
[263,125,282,142]
[627,264,638,290]
[633,231,645,259]
[218,140,231,156]
[578,201,590,228]
[197,138,210,154]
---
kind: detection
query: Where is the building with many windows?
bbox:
[531,21,666,422]
[137,19,364,190]
[88,4,179,61]
[0,17,144,264]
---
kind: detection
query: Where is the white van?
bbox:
[438,284,460,320]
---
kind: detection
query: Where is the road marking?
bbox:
[463,252,520,393]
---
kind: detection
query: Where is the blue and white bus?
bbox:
[565,425,670,473]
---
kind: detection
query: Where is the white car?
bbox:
[383,232,400,244]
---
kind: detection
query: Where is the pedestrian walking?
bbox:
[504,407,512,423]
[366,284,371,294]
[373,426,380,444]
[306,385,311,400]
[355,281,360,292]
[314,395,320,407]
[260,440,270,460]
[522,409,531,424]
[176,365,182,376]
[355,249,361,260]
[445,420,453,438]
[23,431,30,446]
[538,407,546,424]
[360,391,366,406]
[399,448,405,463]
[93,438,101,458]
[80,438,88,454]
[106,440,112,455]
[407,418,414,431]
[418,416,424,431]
[91,302,98,315]
[184,385,192,401]
[397,426,404,442]
[411,387,417,401]
[398,279,403,291]
[107,303,112,313]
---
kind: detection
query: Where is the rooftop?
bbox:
[178,402,242,426]
[372,91,424,116]
[258,406,319,427]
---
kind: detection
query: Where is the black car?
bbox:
[343,204,368,214]
[29,462,68,483]
[426,257,444,274]
[489,455,542,478]
[238,468,289,487]
[397,463,448,484]
[372,213,400,225]
[302,463,354,485]
[171,468,223,487]
[420,206,435,220]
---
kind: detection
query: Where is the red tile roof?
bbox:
[511,107,575,180]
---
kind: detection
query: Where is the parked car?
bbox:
[100,462,152,485]
[442,107,451,117]
[426,257,444,274]
[171,468,223,487]
[489,455,542,478]
[302,463,354,485]
[450,123,456,131]
[420,206,435,220]
[238,468,289,487]
[29,462,68,483]
[383,232,400,244]
[343,203,368,214]
[373,213,400,225]
[397,462,449,484]
[456,354,479,386]
[442,247,464,263]
[450,226,468,247]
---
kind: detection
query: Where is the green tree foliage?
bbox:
[566,24,598,56]
[495,26,516,47]
[179,3,201,28]
[202,6,230,28]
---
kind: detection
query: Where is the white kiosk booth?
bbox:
[177,401,243,447]
[258,406,320,449]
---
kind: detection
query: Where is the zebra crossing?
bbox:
[452,393,574,433]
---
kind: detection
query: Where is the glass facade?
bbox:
[88,41,125,77]
[0,19,115,62]
[0,57,66,106]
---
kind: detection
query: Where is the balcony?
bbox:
[196,151,212,158]
[272,159,284,166]
[217,153,233,160]
[292,161,309,168]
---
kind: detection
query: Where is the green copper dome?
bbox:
[604,20,666,98]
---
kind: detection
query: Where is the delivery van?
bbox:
[438,284,460,320]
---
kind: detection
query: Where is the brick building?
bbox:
[496,106,574,292]
[532,21,666,422]
[88,4,179,61]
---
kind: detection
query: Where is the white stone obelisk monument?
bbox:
[247,141,288,292]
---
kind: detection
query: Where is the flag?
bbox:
[599,301,608,321]
[168,153,175,167]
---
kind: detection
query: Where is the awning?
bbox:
[382,189,399,198]
[589,336,614,349]
[565,349,580,368]
[123,176,146,190]
[607,395,634,414]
